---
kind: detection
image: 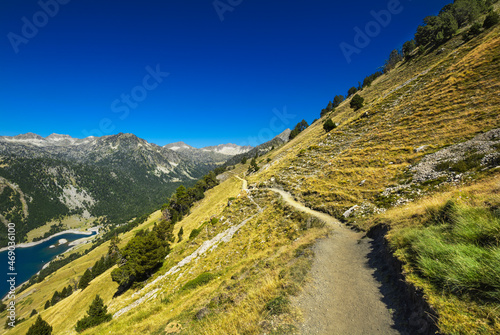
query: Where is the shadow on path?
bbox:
[366,226,439,335]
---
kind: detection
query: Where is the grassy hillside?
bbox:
[3,164,327,334]
[4,14,500,335]
[252,25,500,219]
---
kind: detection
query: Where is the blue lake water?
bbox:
[0,232,96,298]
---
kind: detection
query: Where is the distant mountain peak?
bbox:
[164,142,195,151]
[276,128,291,142]
[46,133,73,140]
[202,143,253,156]
[13,132,44,140]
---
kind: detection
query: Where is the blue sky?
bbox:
[0,0,450,148]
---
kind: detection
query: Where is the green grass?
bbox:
[265,295,290,315]
[181,272,216,291]
[435,153,486,173]
[393,202,500,301]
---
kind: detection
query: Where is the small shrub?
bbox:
[435,153,485,173]
[26,315,52,335]
[189,227,202,240]
[483,11,500,29]
[265,295,289,315]
[323,119,336,132]
[181,272,216,291]
[465,22,482,40]
[435,160,452,172]
[177,227,184,242]
[452,153,484,172]
[350,94,364,110]
[75,295,112,333]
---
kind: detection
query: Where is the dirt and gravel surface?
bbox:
[267,188,401,335]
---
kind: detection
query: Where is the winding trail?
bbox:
[262,186,400,335]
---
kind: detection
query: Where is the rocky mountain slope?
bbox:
[224,128,291,166]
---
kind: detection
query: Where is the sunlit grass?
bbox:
[370,175,500,334]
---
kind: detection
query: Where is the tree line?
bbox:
[318,0,499,133]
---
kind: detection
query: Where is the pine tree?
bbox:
[108,234,120,256]
[92,257,106,278]
[323,119,336,132]
[484,11,500,29]
[30,309,37,317]
[247,157,260,174]
[44,300,51,310]
[61,286,68,298]
[111,231,168,289]
[75,295,112,333]
[289,120,309,139]
[402,40,416,59]
[332,95,344,108]
[347,86,358,97]
[50,291,60,306]
[350,94,365,110]
[26,315,52,335]
[66,285,73,296]
[78,269,93,290]
[178,226,184,242]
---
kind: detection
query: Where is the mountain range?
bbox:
[0,132,258,245]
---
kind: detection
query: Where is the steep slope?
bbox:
[252,26,500,219]
[3,15,500,335]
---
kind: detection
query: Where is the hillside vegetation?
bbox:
[2,4,500,335]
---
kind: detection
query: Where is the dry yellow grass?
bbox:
[170,164,246,249]
[250,26,500,219]
[69,189,325,335]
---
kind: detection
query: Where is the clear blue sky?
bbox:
[0,0,450,148]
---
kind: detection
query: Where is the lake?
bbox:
[0,232,96,299]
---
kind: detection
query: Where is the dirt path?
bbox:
[266,188,400,335]
[234,174,248,192]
